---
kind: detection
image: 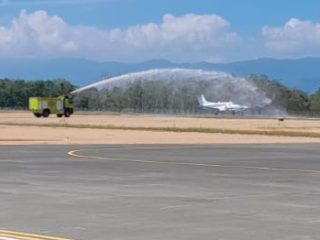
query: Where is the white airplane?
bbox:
[197,94,249,113]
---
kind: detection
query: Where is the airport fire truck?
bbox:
[29,95,74,118]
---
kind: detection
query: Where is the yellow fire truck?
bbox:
[29,95,74,118]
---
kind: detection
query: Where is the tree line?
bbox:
[73,75,320,115]
[1,76,320,115]
[249,75,320,115]
[0,79,75,109]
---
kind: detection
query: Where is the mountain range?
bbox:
[1,57,320,92]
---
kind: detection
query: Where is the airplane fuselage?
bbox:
[198,95,248,113]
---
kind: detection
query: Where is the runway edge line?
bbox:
[67,148,320,175]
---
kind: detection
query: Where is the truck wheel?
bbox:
[64,109,71,118]
[43,109,50,118]
[34,113,42,118]
[57,114,63,118]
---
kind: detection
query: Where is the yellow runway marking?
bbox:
[68,149,320,175]
[0,230,72,240]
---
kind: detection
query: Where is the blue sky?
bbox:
[0,0,320,62]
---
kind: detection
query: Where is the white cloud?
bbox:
[0,10,240,61]
[262,18,320,56]
[111,14,238,51]
[0,10,78,56]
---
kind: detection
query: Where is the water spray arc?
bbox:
[71,68,272,109]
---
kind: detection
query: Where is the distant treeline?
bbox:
[1,76,320,115]
[74,75,320,115]
[0,79,75,109]
[249,75,320,115]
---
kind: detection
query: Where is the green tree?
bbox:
[310,89,320,111]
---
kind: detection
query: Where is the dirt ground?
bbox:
[1,111,320,145]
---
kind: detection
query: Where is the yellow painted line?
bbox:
[68,149,320,174]
[0,230,72,240]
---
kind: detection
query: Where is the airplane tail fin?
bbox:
[197,94,208,106]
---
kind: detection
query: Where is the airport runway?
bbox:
[1,144,320,240]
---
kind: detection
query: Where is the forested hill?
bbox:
[1,75,320,115]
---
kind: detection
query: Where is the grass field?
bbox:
[1,111,320,145]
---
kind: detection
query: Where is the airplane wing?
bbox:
[202,105,226,111]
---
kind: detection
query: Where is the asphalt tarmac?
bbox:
[1,144,320,240]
